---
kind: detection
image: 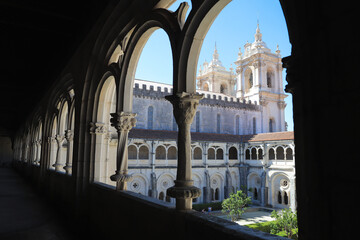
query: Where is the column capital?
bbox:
[165,92,204,125]
[55,134,65,144]
[89,122,107,135]
[110,112,137,132]
[64,129,74,141]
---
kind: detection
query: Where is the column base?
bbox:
[52,163,63,172]
[110,172,133,191]
[167,180,201,210]
[63,165,72,175]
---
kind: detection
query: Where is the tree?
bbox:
[221,190,251,221]
[270,208,298,239]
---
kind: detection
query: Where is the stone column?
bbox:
[53,134,65,171]
[36,140,42,165]
[165,92,203,210]
[64,130,73,175]
[109,112,137,191]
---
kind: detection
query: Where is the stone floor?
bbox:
[0,168,77,240]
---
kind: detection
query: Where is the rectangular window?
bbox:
[236,115,240,135]
[253,117,256,134]
[196,111,200,132]
[217,114,221,133]
[148,106,153,130]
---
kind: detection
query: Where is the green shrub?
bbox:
[221,190,252,221]
[270,208,298,239]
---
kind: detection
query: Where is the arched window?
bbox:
[220,83,227,94]
[203,83,209,91]
[269,118,274,132]
[147,106,154,130]
[286,148,293,160]
[258,148,263,160]
[276,147,285,160]
[155,146,166,159]
[245,149,250,160]
[254,188,258,200]
[267,71,272,88]
[139,146,149,160]
[269,148,275,160]
[193,147,202,160]
[253,117,256,134]
[128,145,137,159]
[208,148,215,160]
[216,148,223,160]
[284,191,289,205]
[195,111,200,132]
[216,114,221,133]
[167,146,177,160]
[251,148,257,160]
[215,188,220,201]
[278,191,282,204]
[228,147,238,160]
[249,72,253,88]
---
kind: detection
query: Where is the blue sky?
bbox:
[135,0,293,131]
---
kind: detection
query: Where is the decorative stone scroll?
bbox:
[109,112,137,190]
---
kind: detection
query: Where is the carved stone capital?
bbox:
[89,122,107,135]
[55,135,65,144]
[64,130,74,141]
[278,101,287,109]
[165,92,204,126]
[110,112,137,132]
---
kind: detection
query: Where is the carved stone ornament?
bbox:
[64,130,73,141]
[277,101,287,109]
[89,122,107,135]
[165,92,204,126]
[166,180,201,199]
[110,112,137,132]
[110,170,133,183]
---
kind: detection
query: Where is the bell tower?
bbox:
[197,44,236,95]
[234,24,287,132]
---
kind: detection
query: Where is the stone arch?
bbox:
[270,173,291,208]
[128,145,137,160]
[118,9,180,113]
[276,146,285,160]
[127,173,148,195]
[247,172,261,201]
[92,76,117,184]
[157,172,176,203]
[138,145,149,160]
[182,0,232,93]
[286,147,293,160]
[167,146,177,160]
[208,148,215,160]
[193,146,202,160]
[155,145,166,160]
[228,146,238,160]
[210,173,224,201]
